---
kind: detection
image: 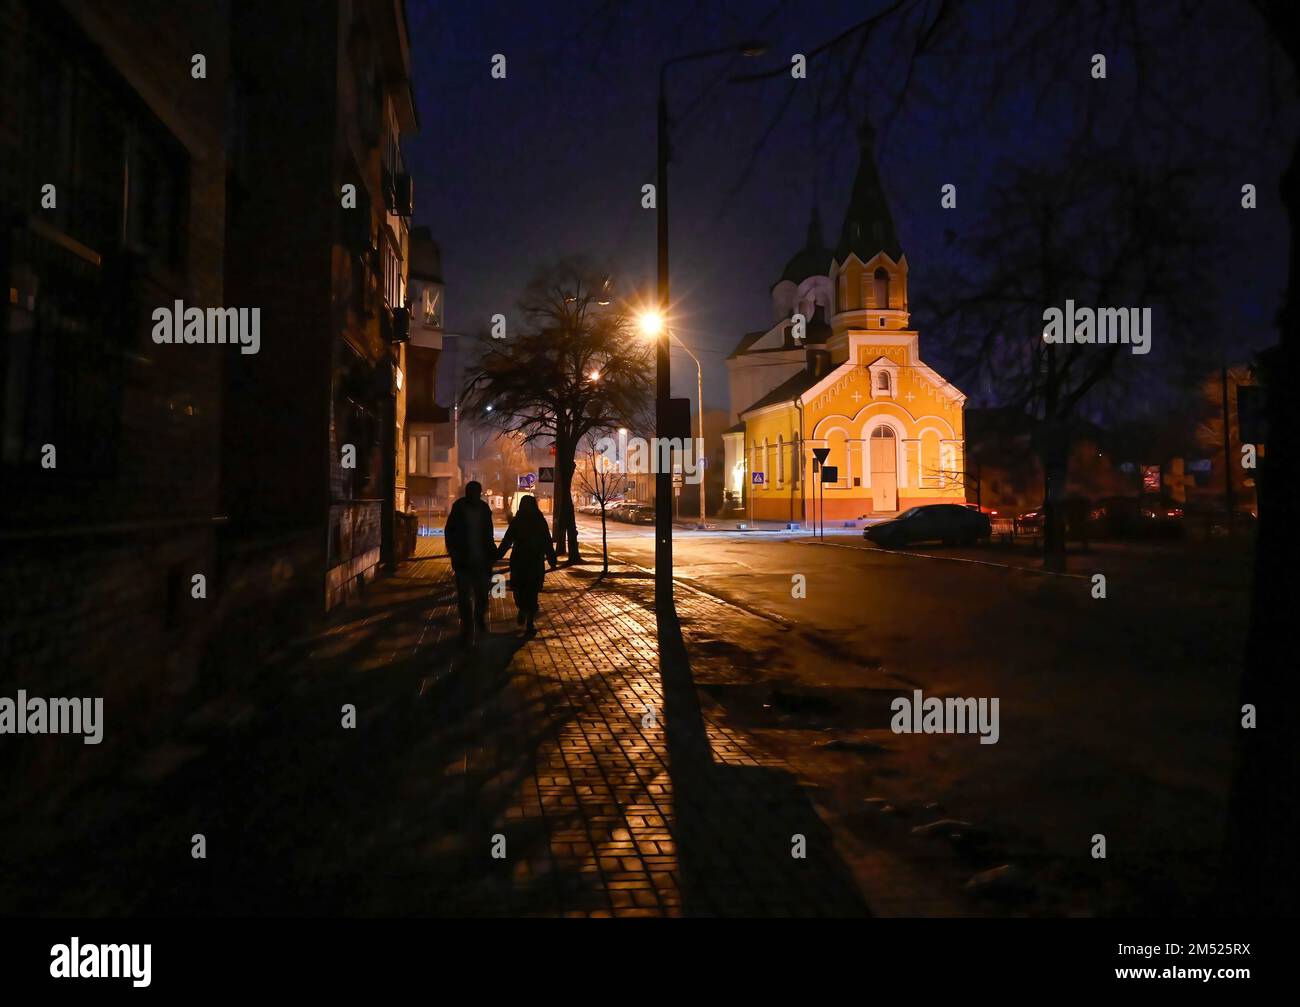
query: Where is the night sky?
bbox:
[403,0,1296,415]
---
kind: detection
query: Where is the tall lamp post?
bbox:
[640,317,706,529]
[654,40,766,611]
[672,333,707,529]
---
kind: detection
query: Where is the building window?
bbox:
[4,15,187,478]
[422,283,443,327]
[877,371,891,394]
[777,435,785,486]
[873,268,890,310]
[941,443,957,480]
[409,432,432,475]
[382,241,405,308]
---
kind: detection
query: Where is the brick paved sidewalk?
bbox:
[0,539,872,917]
[395,539,869,916]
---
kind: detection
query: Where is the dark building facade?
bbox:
[1,0,231,713]
[1,0,416,734]
[221,0,417,611]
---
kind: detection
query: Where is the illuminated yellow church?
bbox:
[722,122,968,523]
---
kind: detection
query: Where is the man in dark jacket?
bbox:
[444,481,496,638]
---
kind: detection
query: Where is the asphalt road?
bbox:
[578,516,1253,913]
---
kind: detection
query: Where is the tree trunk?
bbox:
[600,503,608,574]
[1224,124,1300,915]
[552,437,569,556]
[1040,422,1069,572]
[563,456,581,560]
[551,441,582,562]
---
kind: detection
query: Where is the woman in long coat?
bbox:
[495,495,558,634]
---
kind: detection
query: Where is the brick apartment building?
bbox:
[1,0,417,720]
[221,0,418,611]
[404,225,458,517]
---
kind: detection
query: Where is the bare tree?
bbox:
[461,256,652,560]
[933,151,1210,567]
[575,434,620,574]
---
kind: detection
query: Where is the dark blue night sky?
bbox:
[402,0,1295,415]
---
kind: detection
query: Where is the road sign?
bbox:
[538,467,554,483]
[812,447,831,465]
[661,397,693,440]
[820,465,838,483]
[751,472,765,485]
[517,473,537,490]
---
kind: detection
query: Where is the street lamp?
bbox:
[654,40,766,612]
[640,316,706,529]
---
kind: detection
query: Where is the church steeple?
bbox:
[777,202,832,285]
[834,116,903,264]
[805,204,825,250]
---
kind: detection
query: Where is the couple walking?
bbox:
[444,481,557,639]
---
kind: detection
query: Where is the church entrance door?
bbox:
[870,427,898,511]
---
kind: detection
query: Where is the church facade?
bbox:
[722,124,968,523]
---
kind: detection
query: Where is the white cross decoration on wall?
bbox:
[904,390,915,403]
[851,391,864,404]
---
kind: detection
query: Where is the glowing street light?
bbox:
[638,311,664,337]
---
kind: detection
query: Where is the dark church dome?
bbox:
[776,206,832,285]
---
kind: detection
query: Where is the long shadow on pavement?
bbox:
[656,603,870,917]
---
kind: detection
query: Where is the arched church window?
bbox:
[877,370,891,394]
[777,435,785,485]
[873,268,890,310]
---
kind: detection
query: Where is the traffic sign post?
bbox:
[819,465,838,541]
[811,447,830,537]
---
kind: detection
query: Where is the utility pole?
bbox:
[653,41,767,612]
[654,65,672,613]
[1222,364,1235,521]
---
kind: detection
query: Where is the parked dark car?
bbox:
[627,505,657,525]
[1089,496,1184,539]
[864,504,992,548]
[1014,496,1091,538]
